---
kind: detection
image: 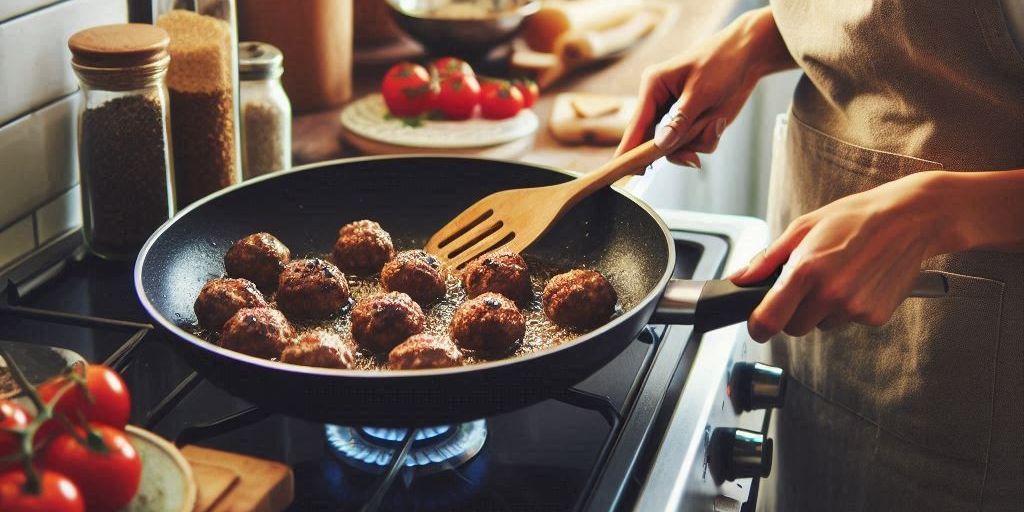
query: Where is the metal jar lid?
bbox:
[239,41,284,81]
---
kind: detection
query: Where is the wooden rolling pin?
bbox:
[557,10,660,64]
[520,0,643,52]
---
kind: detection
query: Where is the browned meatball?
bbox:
[332,220,395,275]
[350,292,425,352]
[388,333,464,370]
[281,332,354,369]
[381,250,446,305]
[461,251,533,306]
[542,269,618,329]
[224,232,290,291]
[450,292,525,354]
[275,258,351,320]
[193,278,268,331]
[219,307,295,359]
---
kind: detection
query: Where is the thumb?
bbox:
[731,218,814,285]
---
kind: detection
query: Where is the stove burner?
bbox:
[325,420,487,475]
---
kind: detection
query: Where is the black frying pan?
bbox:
[134,156,939,426]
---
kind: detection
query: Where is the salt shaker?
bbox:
[68,24,175,260]
[155,0,242,208]
[239,41,292,178]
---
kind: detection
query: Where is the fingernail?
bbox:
[715,118,727,138]
[727,265,748,280]
[683,155,701,169]
[654,124,682,150]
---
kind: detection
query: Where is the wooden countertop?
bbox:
[292,1,741,174]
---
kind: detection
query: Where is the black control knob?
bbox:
[709,427,773,482]
[730,362,786,411]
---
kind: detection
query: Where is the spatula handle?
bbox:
[563,140,668,204]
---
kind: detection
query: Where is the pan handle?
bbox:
[651,271,949,333]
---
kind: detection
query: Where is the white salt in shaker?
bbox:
[239,41,292,178]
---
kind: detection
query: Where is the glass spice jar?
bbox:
[154,0,242,208]
[68,23,176,260]
[239,41,292,178]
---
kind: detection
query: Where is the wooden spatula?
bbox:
[426,140,666,268]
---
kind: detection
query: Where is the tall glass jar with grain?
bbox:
[69,24,176,260]
[154,0,242,208]
[239,41,291,178]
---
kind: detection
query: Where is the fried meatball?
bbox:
[332,220,395,275]
[381,250,446,305]
[461,251,533,306]
[350,292,425,352]
[194,278,268,331]
[275,258,351,320]
[450,292,525,354]
[281,332,355,369]
[219,307,296,359]
[542,269,618,329]
[388,333,464,370]
[224,232,290,291]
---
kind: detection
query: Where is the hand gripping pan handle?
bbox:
[652,270,949,333]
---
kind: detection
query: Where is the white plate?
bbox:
[340,93,539,149]
[124,426,197,512]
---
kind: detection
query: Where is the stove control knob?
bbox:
[730,362,786,411]
[710,427,773,482]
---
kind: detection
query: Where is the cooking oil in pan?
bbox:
[195,254,628,371]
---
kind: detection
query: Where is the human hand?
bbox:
[616,7,795,167]
[730,172,962,341]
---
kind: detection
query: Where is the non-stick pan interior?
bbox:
[141,156,670,341]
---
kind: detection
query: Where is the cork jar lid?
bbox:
[69,24,170,69]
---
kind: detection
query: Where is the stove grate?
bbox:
[1,296,664,512]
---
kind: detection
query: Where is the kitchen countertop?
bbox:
[292,0,748,174]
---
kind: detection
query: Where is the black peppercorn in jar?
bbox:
[68,24,176,260]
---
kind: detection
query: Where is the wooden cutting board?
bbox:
[181,445,294,512]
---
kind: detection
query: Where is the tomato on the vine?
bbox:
[512,78,540,108]
[38,364,130,431]
[0,469,84,512]
[480,82,525,120]
[381,62,438,117]
[431,57,474,78]
[435,74,481,120]
[42,424,141,512]
[0,401,31,470]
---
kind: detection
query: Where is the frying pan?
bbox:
[134,156,944,426]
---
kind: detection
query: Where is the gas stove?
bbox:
[0,209,780,511]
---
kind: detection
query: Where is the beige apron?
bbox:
[760,1,1024,510]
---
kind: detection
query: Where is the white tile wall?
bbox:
[0,0,63,24]
[0,93,79,228]
[0,0,127,125]
[0,0,127,275]
[0,215,35,268]
[35,185,81,244]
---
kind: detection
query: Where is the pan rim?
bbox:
[134,154,676,379]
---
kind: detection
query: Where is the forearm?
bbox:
[916,169,1024,253]
[732,7,798,83]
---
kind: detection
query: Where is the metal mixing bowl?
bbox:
[385,0,541,57]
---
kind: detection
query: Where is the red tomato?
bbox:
[381,62,438,117]
[0,401,31,469]
[38,364,131,432]
[431,57,474,78]
[0,469,84,512]
[513,78,540,108]
[435,74,481,120]
[41,425,141,512]
[480,82,525,120]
